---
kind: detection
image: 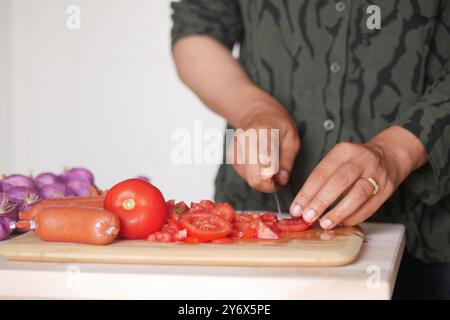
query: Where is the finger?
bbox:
[259,128,282,181]
[341,189,391,226]
[276,131,300,186]
[232,161,274,193]
[258,152,275,181]
[289,146,347,217]
[300,162,363,224]
[231,129,275,193]
[246,162,274,193]
[318,176,377,229]
[340,199,382,226]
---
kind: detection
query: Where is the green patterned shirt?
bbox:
[171,0,450,263]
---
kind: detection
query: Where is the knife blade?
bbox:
[271,179,282,220]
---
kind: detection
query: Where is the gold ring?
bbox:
[360,176,379,196]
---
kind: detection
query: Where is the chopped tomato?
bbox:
[173,229,188,241]
[255,221,280,240]
[147,232,172,243]
[166,200,175,211]
[161,223,180,235]
[276,218,310,233]
[174,201,189,215]
[230,221,257,239]
[262,220,278,232]
[188,202,203,213]
[152,199,300,244]
[179,213,232,242]
[167,200,188,216]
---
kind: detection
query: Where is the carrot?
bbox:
[32,207,119,245]
[19,196,105,221]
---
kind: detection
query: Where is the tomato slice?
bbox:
[199,200,215,209]
[276,218,311,233]
[235,212,260,223]
[260,212,278,223]
[208,203,235,222]
[179,213,232,242]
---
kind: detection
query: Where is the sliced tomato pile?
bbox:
[147,200,311,244]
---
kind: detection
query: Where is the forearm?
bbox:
[172,35,287,128]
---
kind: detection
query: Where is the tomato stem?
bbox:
[122,198,136,210]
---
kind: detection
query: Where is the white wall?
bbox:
[3,0,225,201]
[0,0,13,173]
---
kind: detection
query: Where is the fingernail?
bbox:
[320,218,333,229]
[303,208,316,222]
[277,170,289,185]
[290,204,302,217]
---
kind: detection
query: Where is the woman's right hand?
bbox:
[228,100,300,193]
[173,36,300,192]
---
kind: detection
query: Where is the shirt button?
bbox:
[335,1,346,13]
[330,62,341,73]
[323,119,335,131]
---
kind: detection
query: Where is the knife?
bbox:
[270,179,283,220]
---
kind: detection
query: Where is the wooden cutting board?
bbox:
[0,226,364,267]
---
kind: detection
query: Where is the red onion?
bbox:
[0,193,17,217]
[62,168,94,185]
[0,193,18,240]
[34,172,61,189]
[1,174,36,191]
[39,183,74,199]
[65,179,91,197]
[0,217,16,240]
[4,187,40,212]
[137,175,151,183]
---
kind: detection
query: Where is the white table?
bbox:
[0,222,405,300]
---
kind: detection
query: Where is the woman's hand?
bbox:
[173,36,300,192]
[290,126,428,228]
[228,100,300,193]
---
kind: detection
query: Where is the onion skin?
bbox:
[34,172,61,189]
[65,179,91,197]
[39,183,73,200]
[4,187,40,212]
[0,193,18,240]
[136,176,151,183]
[0,217,15,240]
[62,168,94,185]
[1,174,36,191]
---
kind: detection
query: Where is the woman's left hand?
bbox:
[289,126,428,229]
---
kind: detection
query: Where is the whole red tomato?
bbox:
[104,179,167,239]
